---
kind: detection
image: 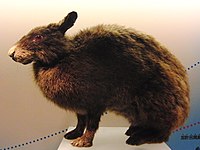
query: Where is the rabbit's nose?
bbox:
[8,45,16,58]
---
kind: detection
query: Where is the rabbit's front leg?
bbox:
[71,111,102,147]
[64,113,87,139]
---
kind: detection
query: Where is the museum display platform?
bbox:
[58,127,171,150]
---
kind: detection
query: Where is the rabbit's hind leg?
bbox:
[126,126,170,145]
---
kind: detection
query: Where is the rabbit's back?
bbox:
[66,24,189,127]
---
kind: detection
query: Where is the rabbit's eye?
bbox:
[32,35,44,42]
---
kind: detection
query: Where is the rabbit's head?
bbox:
[8,11,77,65]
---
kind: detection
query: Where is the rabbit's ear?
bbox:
[58,11,78,34]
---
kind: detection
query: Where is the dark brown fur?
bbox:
[8,11,190,147]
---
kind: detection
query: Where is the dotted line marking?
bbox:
[0,128,68,150]
[173,122,200,133]
[187,61,200,71]
[177,62,200,133]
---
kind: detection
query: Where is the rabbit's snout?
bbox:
[8,45,34,65]
[8,45,16,59]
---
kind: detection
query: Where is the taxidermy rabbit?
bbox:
[8,11,190,147]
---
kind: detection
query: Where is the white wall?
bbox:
[0,0,199,149]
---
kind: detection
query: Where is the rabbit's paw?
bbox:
[64,129,83,140]
[71,136,93,147]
